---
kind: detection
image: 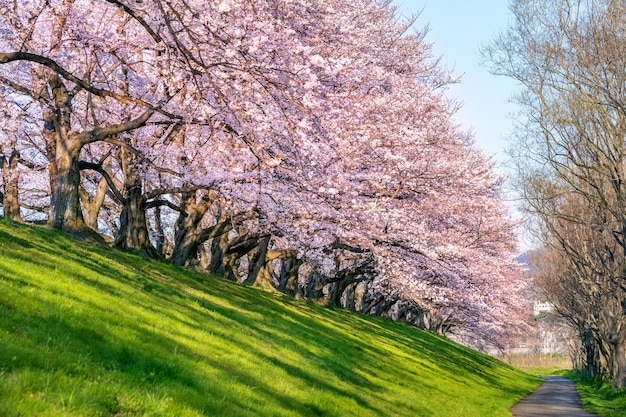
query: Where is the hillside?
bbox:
[0,220,540,416]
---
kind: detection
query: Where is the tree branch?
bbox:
[103,0,163,43]
[146,199,182,212]
[85,109,154,144]
[78,161,125,203]
[0,75,48,104]
[0,51,178,119]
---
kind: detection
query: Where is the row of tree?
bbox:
[485,0,626,386]
[0,0,526,346]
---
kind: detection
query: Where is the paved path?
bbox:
[510,376,598,417]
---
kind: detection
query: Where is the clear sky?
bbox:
[394,1,518,170]
[395,1,534,249]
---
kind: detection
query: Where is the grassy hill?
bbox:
[0,220,540,416]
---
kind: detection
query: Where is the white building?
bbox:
[533,301,553,315]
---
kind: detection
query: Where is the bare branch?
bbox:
[102,0,163,43]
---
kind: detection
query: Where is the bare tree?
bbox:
[484,0,626,386]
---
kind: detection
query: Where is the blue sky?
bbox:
[395,1,535,249]
[394,1,518,170]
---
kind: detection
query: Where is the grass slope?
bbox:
[0,220,540,416]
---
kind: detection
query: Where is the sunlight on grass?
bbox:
[0,220,540,416]
[554,370,626,417]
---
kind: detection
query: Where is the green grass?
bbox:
[0,220,540,416]
[555,370,626,417]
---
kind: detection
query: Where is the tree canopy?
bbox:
[0,0,526,346]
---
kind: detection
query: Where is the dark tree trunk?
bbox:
[170,191,207,266]
[114,149,154,255]
[208,233,230,276]
[275,257,303,295]
[363,295,395,317]
[170,191,220,266]
[171,218,235,267]
[298,271,325,300]
[207,231,270,282]
[327,275,365,308]
[116,183,152,252]
[170,191,245,267]
[574,324,602,378]
[326,257,374,307]
[221,233,262,282]
[243,236,271,286]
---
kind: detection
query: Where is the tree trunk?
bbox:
[114,148,154,255]
[363,295,395,317]
[170,224,200,267]
[116,183,152,252]
[423,310,452,336]
[45,75,86,232]
[275,257,303,295]
[152,205,167,256]
[48,136,85,231]
[326,270,368,308]
[221,233,261,282]
[208,233,230,276]
[0,151,22,221]
[170,191,212,266]
[199,245,210,269]
[610,328,626,388]
[80,174,109,231]
[326,275,349,307]
[304,272,325,300]
[323,245,375,307]
[243,240,299,293]
[243,236,271,286]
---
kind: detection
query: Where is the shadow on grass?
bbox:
[1,294,337,416]
[0,221,537,416]
[0,226,393,415]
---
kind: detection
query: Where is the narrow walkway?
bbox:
[510,376,598,417]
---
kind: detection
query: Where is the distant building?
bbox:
[533,301,553,315]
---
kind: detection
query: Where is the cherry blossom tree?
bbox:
[0,0,528,346]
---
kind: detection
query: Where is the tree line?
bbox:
[0,0,526,347]
[485,0,626,387]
